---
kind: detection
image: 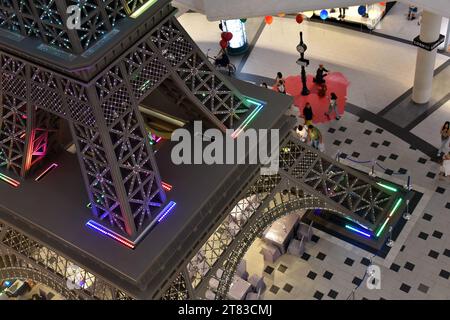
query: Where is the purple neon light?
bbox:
[157,201,176,222]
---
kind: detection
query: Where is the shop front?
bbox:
[311,2,396,30]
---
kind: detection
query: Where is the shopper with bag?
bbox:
[439,151,450,179]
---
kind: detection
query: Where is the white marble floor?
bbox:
[238,16,447,113]
[411,100,450,149]
[242,112,450,300]
[376,1,449,50]
[177,10,450,300]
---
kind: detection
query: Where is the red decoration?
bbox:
[265,16,273,24]
[221,32,227,41]
[224,32,233,41]
[295,14,304,24]
[219,39,228,49]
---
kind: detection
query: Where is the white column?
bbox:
[445,19,450,52]
[412,11,442,104]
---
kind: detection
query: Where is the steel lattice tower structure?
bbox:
[0,1,408,300]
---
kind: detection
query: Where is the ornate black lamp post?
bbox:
[296,31,310,96]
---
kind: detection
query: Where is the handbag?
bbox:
[318,143,325,152]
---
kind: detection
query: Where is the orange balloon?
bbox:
[265,16,273,24]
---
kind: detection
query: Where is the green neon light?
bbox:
[130,0,158,18]
[376,198,403,237]
[389,198,403,217]
[376,217,389,237]
[376,182,398,192]
[86,195,105,209]
[139,80,151,91]
[231,101,264,138]
[245,98,263,106]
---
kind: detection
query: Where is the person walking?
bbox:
[274,72,286,94]
[438,121,450,157]
[408,6,418,20]
[324,92,340,120]
[303,102,313,126]
[339,7,348,19]
[307,125,323,150]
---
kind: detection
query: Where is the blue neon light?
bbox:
[157,201,177,222]
[345,225,371,238]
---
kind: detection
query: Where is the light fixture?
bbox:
[376,198,403,237]
[86,201,176,249]
[35,163,58,181]
[157,201,177,222]
[86,220,135,249]
[162,181,172,192]
[231,98,265,139]
[376,182,398,192]
[130,0,158,18]
[0,172,20,188]
[345,225,371,238]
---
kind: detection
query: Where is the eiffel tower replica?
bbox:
[0,1,408,300]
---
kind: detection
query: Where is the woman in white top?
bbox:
[325,92,340,120]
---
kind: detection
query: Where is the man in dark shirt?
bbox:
[303,102,313,126]
[314,64,329,84]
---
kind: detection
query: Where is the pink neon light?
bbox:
[35,163,58,181]
[162,181,172,191]
[0,173,20,188]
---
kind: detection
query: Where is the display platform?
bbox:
[310,2,396,31]
[0,77,294,299]
[301,174,419,256]
[272,72,350,124]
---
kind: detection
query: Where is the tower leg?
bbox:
[70,87,166,239]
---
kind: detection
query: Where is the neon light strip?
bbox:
[231,99,265,139]
[232,104,263,138]
[376,198,403,237]
[155,137,162,143]
[86,220,135,249]
[87,201,176,248]
[345,225,371,238]
[376,182,398,192]
[376,218,390,238]
[157,201,177,222]
[130,0,158,18]
[35,163,58,181]
[0,172,20,188]
[161,182,172,192]
[389,198,403,217]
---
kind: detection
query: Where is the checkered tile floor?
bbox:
[244,112,450,300]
